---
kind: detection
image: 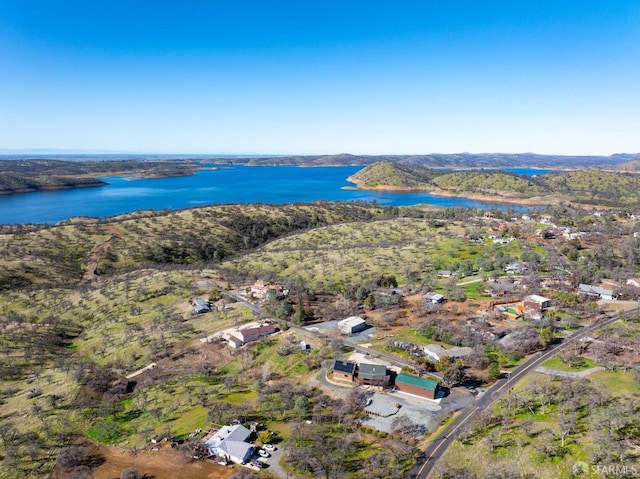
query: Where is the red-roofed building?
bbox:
[236,324,279,343]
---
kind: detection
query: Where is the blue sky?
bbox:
[1,1,638,155]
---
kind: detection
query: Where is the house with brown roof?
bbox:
[235,324,279,343]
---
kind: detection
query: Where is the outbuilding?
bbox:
[394,373,439,400]
[424,292,445,304]
[337,316,367,335]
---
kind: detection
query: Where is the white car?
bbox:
[263,444,276,451]
[258,449,270,458]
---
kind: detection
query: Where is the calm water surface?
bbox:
[0,165,532,224]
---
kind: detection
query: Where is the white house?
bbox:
[205,424,254,464]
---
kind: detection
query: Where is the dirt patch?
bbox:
[54,440,235,479]
[132,340,234,388]
[80,225,125,285]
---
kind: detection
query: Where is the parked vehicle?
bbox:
[258,449,270,458]
[263,444,276,451]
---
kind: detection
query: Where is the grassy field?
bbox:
[541,356,599,372]
[589,369,639,396]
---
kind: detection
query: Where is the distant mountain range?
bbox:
[202,152,640,169]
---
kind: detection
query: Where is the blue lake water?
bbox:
[0,165,536,225]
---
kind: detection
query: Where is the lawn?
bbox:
[542,356,598,372]
[589,369,639,396]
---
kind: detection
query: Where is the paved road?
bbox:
[409,312,627,479]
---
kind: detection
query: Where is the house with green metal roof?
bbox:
[394,373,439,400]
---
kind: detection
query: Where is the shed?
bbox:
[227,336,243,349]
[424,292,445,304]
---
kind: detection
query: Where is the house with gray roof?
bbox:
[356,363,390,387]
[205,424,254,464]
[578,284,616,300]
[337,316,367,335]
[193,298,211,314]
[424,292,445,304]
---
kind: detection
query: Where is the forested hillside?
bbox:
[348,161,640,207]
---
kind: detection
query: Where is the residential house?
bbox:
[205,424,255,465]
[235,324,279,343]
[423,344,474,363]
[505,262,524,274]
[337,316,367,335]
[523,294,551,320]
[250,280,288,300]
[578,284,616,301]
[525,294,551,309]
[437,270,454,278]
[356,363,390,387]
[332,360,356,382]
[394,373,439,400]
[486,281,517,297]
[193,298,211,314]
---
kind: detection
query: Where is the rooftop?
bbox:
[358,363,388,379]
[396,373,439,391]
[333,360,356,374]
[338,316,366,328]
